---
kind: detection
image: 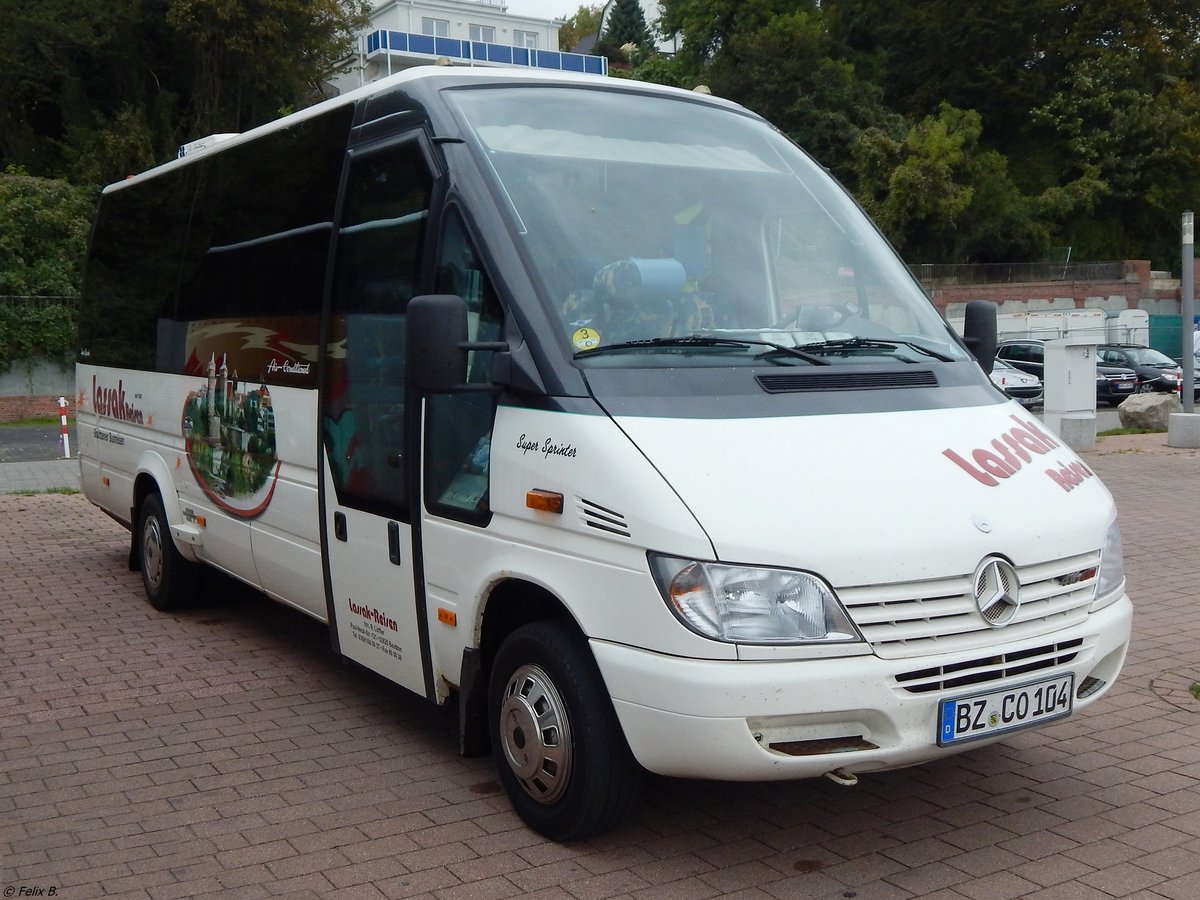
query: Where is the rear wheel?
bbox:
[137,492,200,611]
[490,621,642,841]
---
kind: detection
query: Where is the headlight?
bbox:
[1091,519,1125,611]
[649,554,861,644]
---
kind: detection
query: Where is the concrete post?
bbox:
[1169,212,1200,447]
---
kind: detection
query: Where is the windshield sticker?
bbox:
[183,352,280,516]
[572,326,601,350]
[943,415,1092,491]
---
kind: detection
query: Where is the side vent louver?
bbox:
[757,371,938,393]
[579,499,631,538]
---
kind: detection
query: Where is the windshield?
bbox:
[1125,347,1176,366]
[446,86,968,367]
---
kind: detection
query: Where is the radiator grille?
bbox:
[895,639,1085,693]
[839,550,1101,660]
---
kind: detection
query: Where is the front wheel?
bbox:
[137,492,200,611]
[489,621,642,841]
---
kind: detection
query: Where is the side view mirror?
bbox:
[962,299,997,374]
[407,294,507,393]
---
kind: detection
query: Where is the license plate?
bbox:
[937,674,1074,747]
[1114,382,1133,391]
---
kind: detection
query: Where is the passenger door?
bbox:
[320,136,434,698]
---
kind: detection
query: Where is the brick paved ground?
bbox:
[1,434,1198,899]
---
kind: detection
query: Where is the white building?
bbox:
[333,0,607,93]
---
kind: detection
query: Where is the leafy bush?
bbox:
[0,302,78,373]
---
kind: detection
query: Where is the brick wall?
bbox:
[0,394,75,423]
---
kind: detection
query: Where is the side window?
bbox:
[79,165,198,370]
[175,108,351,385]
[323,139,433,517]
[424,209,502,524]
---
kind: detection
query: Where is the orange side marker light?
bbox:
[526,489,564,514]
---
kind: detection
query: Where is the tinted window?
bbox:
[425,209,502,524]
[323,139,433,517]
[79,165,198,370]
[173,107,352,384]
[79,106,353,378]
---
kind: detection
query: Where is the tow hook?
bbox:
[823,768,858,787]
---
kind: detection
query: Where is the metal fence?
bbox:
[910,261,1126,286]
[0,296,78,310]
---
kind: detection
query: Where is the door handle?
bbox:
[387,521,402,565]
[334,511,347,542]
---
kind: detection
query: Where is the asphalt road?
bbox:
[0,423,76,463]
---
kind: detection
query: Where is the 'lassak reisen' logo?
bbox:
[92,375,145,424]
[943,415,1095,493]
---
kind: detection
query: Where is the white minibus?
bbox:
[77,67,1131,840]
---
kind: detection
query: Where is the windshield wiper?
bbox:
[796,337,955,362]
[575,335,831,365]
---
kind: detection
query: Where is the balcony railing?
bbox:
[364,30,607,76]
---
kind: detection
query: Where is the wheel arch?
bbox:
[457,576,589,758]
[130,452,198,566]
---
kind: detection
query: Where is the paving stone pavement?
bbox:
[1,434,1199,900]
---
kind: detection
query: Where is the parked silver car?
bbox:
[988,357,1043,407]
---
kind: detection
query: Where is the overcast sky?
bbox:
[504,0,588,20]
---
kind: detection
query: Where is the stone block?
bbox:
[1117,392,1182,431]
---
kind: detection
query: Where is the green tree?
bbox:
[0,0,370,184]
[0,167,91,371]
[558,4,603,52]
[658,0,800,70]
[0,168,94,297]
[822,0,1060,150]
[164,0,371,137]
[601,0,653,50]
[854,104,1047,262]
[626,55,691,88]
[700,9,902,184]
[1032,50,1200,261]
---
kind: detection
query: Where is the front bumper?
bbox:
[593,594,1131,781]
[1097,381,1137,401]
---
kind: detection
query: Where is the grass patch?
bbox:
[4,487,80,496]
[1097,427,1165,437]
[0,417,72,427]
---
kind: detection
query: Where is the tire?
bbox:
[137,492,200,611]
[489,621,642,841]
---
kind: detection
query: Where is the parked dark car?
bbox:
[996,339,1138,406]
[1096,344,1182,394]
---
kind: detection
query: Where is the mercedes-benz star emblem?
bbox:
[972,557,1020,627]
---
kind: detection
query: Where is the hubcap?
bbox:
[499,664,572,805]
[143,516,164,591]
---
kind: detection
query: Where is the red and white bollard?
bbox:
[59,396,71,459]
